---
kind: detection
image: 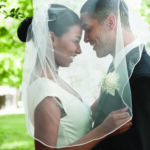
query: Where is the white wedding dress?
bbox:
[27,77,93,147]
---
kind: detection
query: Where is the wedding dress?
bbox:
[28,77,92,147]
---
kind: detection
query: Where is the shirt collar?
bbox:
[123,38,141,55]
[114,38,144,68]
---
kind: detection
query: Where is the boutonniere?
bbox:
[100,72,119,96]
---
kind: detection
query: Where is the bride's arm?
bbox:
[34,97,61,149]
[34,97,131,150]
[69,107,131,150]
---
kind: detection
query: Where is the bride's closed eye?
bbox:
[73,40,80,44]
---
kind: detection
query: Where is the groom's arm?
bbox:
[90,98,99,118]
[130,76,150,147]
[90,90,101,119]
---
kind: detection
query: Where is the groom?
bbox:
[80,0,150,150]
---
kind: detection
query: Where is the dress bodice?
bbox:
[27,77,92,147]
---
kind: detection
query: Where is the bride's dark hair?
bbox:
[17,4,81,42]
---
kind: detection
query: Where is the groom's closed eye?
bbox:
[85,27,91,33]
[82,24,92,34]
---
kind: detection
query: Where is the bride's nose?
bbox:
[76,45,82,54]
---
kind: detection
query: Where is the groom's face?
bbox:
[81,12,115,58]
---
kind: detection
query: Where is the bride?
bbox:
[17,3,131,150]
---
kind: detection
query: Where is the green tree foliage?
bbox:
[140,0,150,51]
[140,0,150,24]
[0,0,33,88]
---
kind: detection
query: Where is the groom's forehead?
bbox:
[81,12,99,29]
[81,12,95,24]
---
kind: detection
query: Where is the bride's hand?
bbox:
[101,107,132,134]
[111,120,132,136]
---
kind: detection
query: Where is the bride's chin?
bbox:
[65,62,72,67]
[60,62,71,68]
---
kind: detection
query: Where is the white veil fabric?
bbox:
[20,0,149,148]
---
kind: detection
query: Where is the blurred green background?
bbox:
[0,114,34,150]
[0,0,34,149]
[0,0,150,149]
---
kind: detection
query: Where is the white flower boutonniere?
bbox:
[100,72,119,96]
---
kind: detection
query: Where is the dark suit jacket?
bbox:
[93,47,150,150]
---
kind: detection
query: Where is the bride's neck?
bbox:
[41,66,59,81]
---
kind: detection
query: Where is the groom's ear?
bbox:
[105,14,117,31]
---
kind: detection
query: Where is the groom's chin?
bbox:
[96,51,104,58]
[96,51,108,58]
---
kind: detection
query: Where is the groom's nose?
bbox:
[84,32,90,43]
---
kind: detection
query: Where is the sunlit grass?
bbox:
[0,114,34,150]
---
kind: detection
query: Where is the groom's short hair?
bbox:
[80,0,130,28]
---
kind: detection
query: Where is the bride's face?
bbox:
[53,25,82,67]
